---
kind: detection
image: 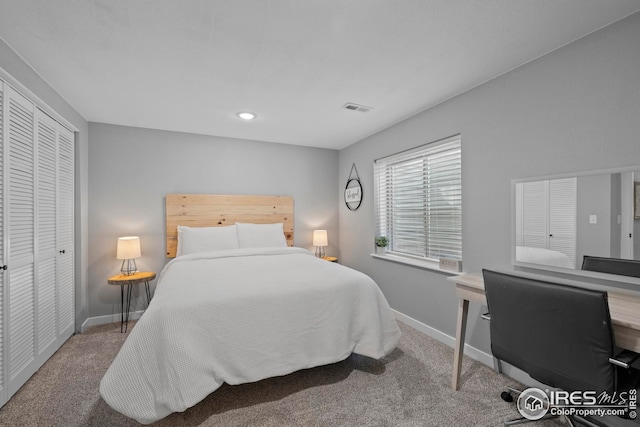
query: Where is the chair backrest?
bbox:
[483,269,616,394]
[582,256,640,279]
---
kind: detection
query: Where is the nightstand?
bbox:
[322,256,338,263]
[107,271,156,333]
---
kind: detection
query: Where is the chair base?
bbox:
[504,413,557,426]
[501,387,561,427]
[567,415,601,427]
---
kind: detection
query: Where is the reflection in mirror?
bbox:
[513,168,640,275]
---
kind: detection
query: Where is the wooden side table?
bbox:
[108,271,156,333]
[321,256,338,263]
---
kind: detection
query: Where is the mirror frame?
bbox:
[511,164,640,286]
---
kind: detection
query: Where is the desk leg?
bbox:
[452,297,469,390]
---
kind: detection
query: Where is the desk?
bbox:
[449,272,640,391]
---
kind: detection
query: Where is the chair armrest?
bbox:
[609,349,640,369]
[481,312,491,321]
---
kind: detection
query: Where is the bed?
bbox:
[99,194,401,424]
[515,245,573,269]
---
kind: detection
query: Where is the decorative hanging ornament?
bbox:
[345,163,363,211]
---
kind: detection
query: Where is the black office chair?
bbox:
[574,413,640,427]
[582,256,640,279]
[482,269,639,426]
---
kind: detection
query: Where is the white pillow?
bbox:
[236,223,287,248]
[177,225,239,256]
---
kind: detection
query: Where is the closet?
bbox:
[515,177,578,267]
[0,78,75,407]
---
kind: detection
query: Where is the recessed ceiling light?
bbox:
[237,112,256,120]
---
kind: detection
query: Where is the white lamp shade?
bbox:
[312,230,328,247]
[117,236,141,260]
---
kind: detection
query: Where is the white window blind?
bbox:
[374,135,462,262]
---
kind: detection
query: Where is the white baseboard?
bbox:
[80,310,145,333]
[392,309,496,368]
[392,309,539,388]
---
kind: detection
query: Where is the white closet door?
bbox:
[522,180,548,249]
[519,177,577,268]
[0,80,6,406]
[57,125,74,336]
[6,87,36,394]
[548,177,577,268]
[620,172,634,259]
[35,109,57,353]
[0,79,75,408]
[515,183,523,246]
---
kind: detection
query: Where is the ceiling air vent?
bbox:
[342,103,373,113]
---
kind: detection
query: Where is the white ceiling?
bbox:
[1,1,639,150]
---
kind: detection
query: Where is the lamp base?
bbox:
[121,259,137,276]
[315,246,326,258]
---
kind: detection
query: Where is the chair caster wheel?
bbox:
[501,391,514,402]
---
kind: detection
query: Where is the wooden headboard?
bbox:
[165,194,294,258]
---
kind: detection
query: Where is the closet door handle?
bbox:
[59,250,66,254]
[1,265,7,270]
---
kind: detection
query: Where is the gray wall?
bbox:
[338,12,640,355]
[610,173,621,259]
[576,174,612,263]
[0,38,90,331]
[88,123,338,318]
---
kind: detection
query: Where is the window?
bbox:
[374,135,462,264]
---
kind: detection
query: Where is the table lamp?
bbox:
[117,236,141,276]
[313,230,327,258]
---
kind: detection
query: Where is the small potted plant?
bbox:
[375,236,389,255]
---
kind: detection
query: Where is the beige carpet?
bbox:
[0,321,565,427]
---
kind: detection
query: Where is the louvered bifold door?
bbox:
[0,82,75,408]
[56,125,74,338]
[522,180,549,249]
[6,87,36,397]
[35,109,59,359]
[548,177,577,268]
[0,80,7,407]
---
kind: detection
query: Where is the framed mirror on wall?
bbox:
[512,165,640,284]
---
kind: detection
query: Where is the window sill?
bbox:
[370,253,465,276]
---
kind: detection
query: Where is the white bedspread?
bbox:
[516,245,573,268]
[100,247,401,424]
